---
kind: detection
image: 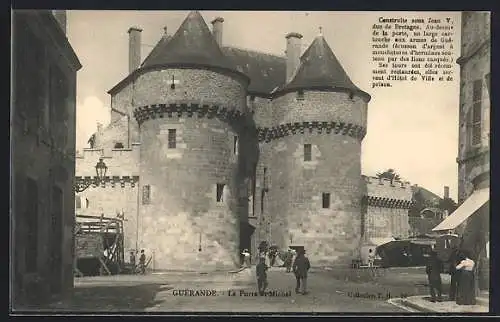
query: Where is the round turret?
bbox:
[260,35,370,266]
[131,11,249,270]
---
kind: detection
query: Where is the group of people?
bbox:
[255,246,311,296]
[129,249,147,274]
[426,248,477,305]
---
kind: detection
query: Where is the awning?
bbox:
[366,237,396,246]
[432,188,489,231]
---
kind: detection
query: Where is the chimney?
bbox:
[128,26,143,74]
[52,10,67,34]
[285,32,303,83]
[211,17,224,46]
[444,186,450,199]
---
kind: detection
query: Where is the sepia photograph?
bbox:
[10,9,491,314]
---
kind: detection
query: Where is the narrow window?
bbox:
[322,193,331,209]
[85,198,90,208]
[216,184,225,202]
[233,136,238,155]
[471,79,482,146]
[304,144,312,161]
[168,129,176,149]
[75,195,82,209]
[114,142,124,149]
[297,90,305,101]
[142,185,151,205]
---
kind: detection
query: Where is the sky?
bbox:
[67,10,461,200]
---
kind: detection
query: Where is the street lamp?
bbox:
[74,158,108,193]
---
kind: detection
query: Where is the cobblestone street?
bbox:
[36,267,451,313]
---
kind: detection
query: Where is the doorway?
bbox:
[240,222,255,263]
[50,186,63,294]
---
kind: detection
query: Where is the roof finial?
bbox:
[319,26,323,36]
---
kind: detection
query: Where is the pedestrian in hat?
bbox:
[256,256,269,295]
[292,248,310,295]
[426,249,443,302]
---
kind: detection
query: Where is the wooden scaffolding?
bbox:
[74,214,125,277]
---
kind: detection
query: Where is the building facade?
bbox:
[77,11,413,269]
[11,10,81,307]
[432,11,490,291]
[456,11,490,289]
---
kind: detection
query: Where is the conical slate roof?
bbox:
[280,35,370,100]
[140,11,241,75]
[140,34,172,67]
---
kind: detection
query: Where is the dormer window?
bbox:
[296,90,305,101]
[114,142,124,149]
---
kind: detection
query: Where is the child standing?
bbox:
[256,256,269,295]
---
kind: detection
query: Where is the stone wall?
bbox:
[12,11,79,306]
[252,96,273,254]
[362,177,412,240]
[138,117,241,270]
[130,68,247,109]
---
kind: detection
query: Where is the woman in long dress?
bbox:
[455,251,476,305]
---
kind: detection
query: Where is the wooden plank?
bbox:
[76,234,104,259]
[99,257,111,275]
[77,214,121,222]
[74,266,84,277]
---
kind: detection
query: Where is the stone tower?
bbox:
[131,11,250,270]
[257,34,371,266]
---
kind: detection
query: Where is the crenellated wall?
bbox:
[362,176,413,240]
[75,144,140,177]
[75,144,140,252]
